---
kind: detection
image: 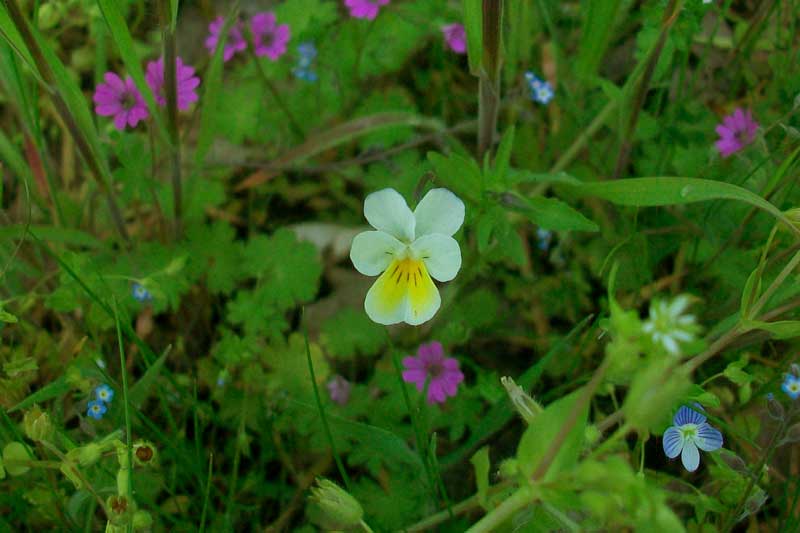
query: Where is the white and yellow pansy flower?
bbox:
[350,188,465,326]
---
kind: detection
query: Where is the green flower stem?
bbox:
[359,519,376,533]
[477,0,503,159]
[157,0,183,238]
[584,423,631,463]
[464,487,532,533]
[113,298,134,533]
[40,440,107,512]
[248,47,305,140]
[303,312,351,491]
[405,481,514,532]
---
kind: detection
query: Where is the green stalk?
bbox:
[3,0,130,244]
[303,311,352,490]
[113,298,134,533]
[158,0,182,238]
[477,0,503,159]
[464,487,532,533]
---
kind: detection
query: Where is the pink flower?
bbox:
[250,12,290,60]
[715,108,759,158]
[144,57,200,111]
[442,23,466,54]
[205,16,247,62]
[93,72,149,130]
[344,0,390,20]
[327,375,352,406]
[402,341,464,405]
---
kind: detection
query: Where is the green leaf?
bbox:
[517,389,587,480]
[3,357,37,377]
[463,0,482,75]
[0,307,17,323]
[741,319,800,340]
[501,192,598,231]
[0,224,102,248]
[2,442,29,476]
[575,0,623,78]
[320,308,387,359]
[128,349,170,409]
[194,9,233,168]
[564,177,796,233]
[8,376,69,413]
[470,446,490,509]
[492,125,515,187]
[427,151,483,202]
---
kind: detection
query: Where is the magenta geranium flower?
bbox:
[344,0,390,20]
[402,341,464,405]
[715,108,759,158]
[442,23,466,54]
[250,12,290,60]
[205,16,247,62]
[145,57,200,111]
[93,72,149,130]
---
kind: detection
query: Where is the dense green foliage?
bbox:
[2,0,800,531]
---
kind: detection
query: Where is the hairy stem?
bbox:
[158,0,182,238]
[477,0,503,159]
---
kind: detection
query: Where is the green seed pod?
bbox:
[132,510,153,531]
[307,479,364,530]
[23,406,54,442]
[66,442,102,467]
[132,441,157,467]
[106,495,135,526]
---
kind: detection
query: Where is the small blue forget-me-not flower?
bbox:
[132,282,152,302]
[87,400,107,420]
[782,374,800,400]
[293,42,318,82]
[95,384,114,403]
[662,405,723,472]
[525,71,554,105]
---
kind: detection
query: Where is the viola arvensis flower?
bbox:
[350,188,464,326]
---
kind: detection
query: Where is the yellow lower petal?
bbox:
[364,258,440,325]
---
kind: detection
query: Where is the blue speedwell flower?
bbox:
[662,405,723,472]
[781,374,800,400]
[132,282,152,302]
[95,384,114,403]
[87,400,107,420]
[524,71,554,105]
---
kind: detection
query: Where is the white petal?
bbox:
[681,441,700,472]
[350,231,406,276]
[413,188,465,237]
[662,335,679,355]
[364,188,415,242]
[411,234,462,282]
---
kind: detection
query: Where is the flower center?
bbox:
[427,362,444,379]
[735,129,750,144]
[387,257,425,289]
[121,90,137,110]
[680,424,697,440]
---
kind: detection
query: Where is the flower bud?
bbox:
[106,495,135,526]
[779,422,800,446]
[133,441,157,467]
[501,377,543,425]
[132,510,153,530]
[23,406,54,442]
[66,442,102,467]
[307,479,363,530]
[766,394,785,420]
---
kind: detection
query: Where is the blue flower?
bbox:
[536,228,552,251]
[87,400,107,420]
[524,71,554,105]
[95,384,114,403]
[132,282,152,302]
[293,42,318,82]
[662,405,723,472]
[781,374,800,400]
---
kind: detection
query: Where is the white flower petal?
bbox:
[662,335,679,355]
[681,440,700,472]
[364,188,415,242]
[413,188,465,237]
[350,231,406,276]
[411,234,462,282]
[364,258,440,325]
[662,427,683,459]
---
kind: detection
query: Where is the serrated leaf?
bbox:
[320,308,386,359]
[427,151,482,201]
